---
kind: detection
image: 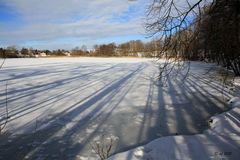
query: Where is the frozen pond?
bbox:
[0,58,231,159]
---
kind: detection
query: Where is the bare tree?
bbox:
[146,0,207,55]
[91,135,117,160]
[194,0,240,76]
[145,0,240,83]
[145,0,205,82]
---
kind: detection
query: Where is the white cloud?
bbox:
[0,0,148,49]
[5,0,133,21]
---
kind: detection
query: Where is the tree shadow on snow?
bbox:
[0,62,236,160]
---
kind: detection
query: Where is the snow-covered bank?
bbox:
[108,99,240,160]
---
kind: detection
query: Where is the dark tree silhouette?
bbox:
[145,0,240,80]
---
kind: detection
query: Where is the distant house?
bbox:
[16,52,24,58]
[28,51,34,57]
[63,52,71,56]
[39,52,47,57]
[137,52,143,57]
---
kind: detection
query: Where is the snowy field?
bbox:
[0,58,236,159]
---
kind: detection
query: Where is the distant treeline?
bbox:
[0,40,162,58]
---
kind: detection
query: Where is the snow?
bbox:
[234,77,240,87]
[227,97,240,108]
[0,58,238,159]
[108,98,240,160]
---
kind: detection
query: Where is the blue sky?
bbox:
[0,0,149,50]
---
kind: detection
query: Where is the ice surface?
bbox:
[108,104,240,160]
[0,58,236,159]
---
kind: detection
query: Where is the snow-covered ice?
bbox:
[228,97,240,108]
[108,100,240,160]
[0,58,237,159]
